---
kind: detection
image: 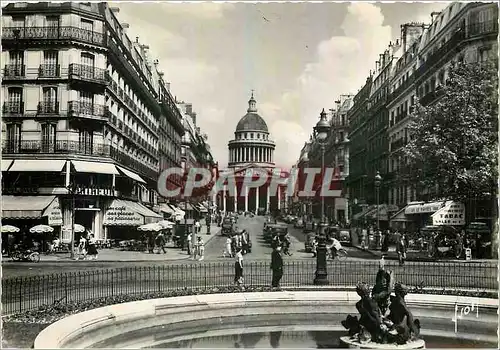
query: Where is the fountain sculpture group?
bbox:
[341,258,425,349]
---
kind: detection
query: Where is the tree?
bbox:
[401,61,498,204]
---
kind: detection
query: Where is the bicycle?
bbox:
[330,247,348,261]
[11,249,41,263]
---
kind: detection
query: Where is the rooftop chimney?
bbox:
[431,11,441,23]
[110,7,120,13]
[135,37,139,43]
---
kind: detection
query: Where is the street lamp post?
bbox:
[66,183,77,260]
[313,108,331,285]
[374,171,382,231]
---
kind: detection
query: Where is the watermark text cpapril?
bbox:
[157,167,343,199]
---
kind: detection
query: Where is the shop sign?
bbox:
[405,202,444,215]
[43,198,63,226]
[103,204,143,226]
[432,202,465,226]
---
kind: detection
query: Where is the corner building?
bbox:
[1,2,184,242]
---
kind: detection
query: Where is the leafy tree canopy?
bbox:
[401,61,498,203]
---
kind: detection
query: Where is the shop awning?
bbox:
[159,203,176,215]
[404,201,446,215]
[10,159,66,172]
[366,205,389,221]
[2,195,56,219]
[1,159,13,172]
[389,207,412,222]
[198,203,209,213]
[352,205,375,221]
[103,199,162,226]
[116,166,146,184]
[72,161,119,175]
[179,202,198,211]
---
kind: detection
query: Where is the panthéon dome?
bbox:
[235,92,269,133]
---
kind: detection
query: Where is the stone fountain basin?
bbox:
[34,291,498,349]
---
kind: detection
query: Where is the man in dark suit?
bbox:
[271,246,284,288]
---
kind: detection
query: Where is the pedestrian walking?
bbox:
[196,236,205,261]
[148,232,155,253]
[224,236,233,258]
[271,246,284,288]
[187,232,192,256]
[195,219,201,234]
[241,230,248,254]
[397,234,407,265]
[87,233,98,260]
[234,247,244,286]
[155,232,167,254]
[78,234,87,260]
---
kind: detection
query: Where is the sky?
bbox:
[111,1,449,169]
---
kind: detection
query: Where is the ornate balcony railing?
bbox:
[390,138,406,152]
[3,64,25,78]
[68,63,107,85]
[2,26,105,46]
[389,74,416,101]
[2,101,24,114]
[38,64,61,78]
[2,140,158,180]
[68,101,106,119]
[37,101,59,114]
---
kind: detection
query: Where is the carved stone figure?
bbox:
[372,257,392,315]
[387,283,421,344]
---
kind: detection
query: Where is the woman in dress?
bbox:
[78,235,87,260]
[87,233,98,260]
[224,237,233,258]
[234,247,243,286]
[197,236,205,261]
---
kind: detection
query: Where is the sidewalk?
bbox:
[351,244,495,263]
[39,224,220,262]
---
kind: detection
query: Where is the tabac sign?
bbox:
[432,202,465,226]
[43,197,63,226]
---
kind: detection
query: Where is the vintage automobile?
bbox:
[423,225,463,259]
[294,219,304,229]
[221,217,234,236]
[304,232,316,253]
[270,224,289,248]
[338,229,352,246]
[303,221,315,233]
[264,223,288,243]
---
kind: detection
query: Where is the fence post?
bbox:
[157,266,161,293]
[18,278,23,313]
[65,274,68,303]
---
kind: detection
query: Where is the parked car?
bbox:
[294,219,304,229]
[221,217,234,236]
[303,221,315,233]
[338,229,351,246]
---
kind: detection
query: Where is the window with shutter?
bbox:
[42,87,58,113]
[6,123,21,152]
[41,123,56,153]
[42,51,58,77]
[79,129,93,155]
[7,87,23,113]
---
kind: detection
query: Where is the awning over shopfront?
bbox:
[159,203,176,215]
[366,206,389,221]
[198,203,209,213]
[352,205,375,221]
[2,159,13,172]
[431,201,465,226]
[181,203,198,211]
[116,166,146,184]
[404,201,446,215]
[390,207,413,222]
[9,159,66,172]
[103,199,162,226]
[72,161,119,175]
[2,195,56,219]
[42,197,63,226]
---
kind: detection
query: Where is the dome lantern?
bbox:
[247,90,257,113]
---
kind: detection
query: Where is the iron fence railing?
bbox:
[2,259,497,315]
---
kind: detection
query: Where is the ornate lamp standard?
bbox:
[313,108,331,285]
[374,171,382,231]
